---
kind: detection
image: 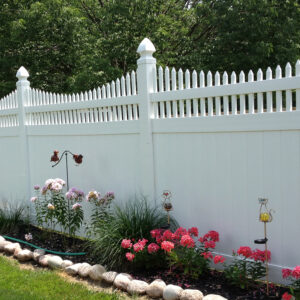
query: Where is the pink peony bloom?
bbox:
[72,203,82,210]
[126,252,135,262]
[282,268,292,279]
[121,239,132,249]
[180,235,195,248]
[161,241,174,252]
[148,243,160,254]
[292,265,300,279]
[213,255,226,264]
[30,197,37,203]
[188,227,198,237]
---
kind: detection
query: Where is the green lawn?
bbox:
[0,255,122,300]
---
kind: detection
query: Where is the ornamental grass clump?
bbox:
[88,197,177,270]
[224,246,271,289]
[31,178,84,237]
[121,227,225,278]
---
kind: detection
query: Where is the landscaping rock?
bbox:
[163,284,183,300]
[65,263,82,276]
[146,279,167,298]
[203,295,227,300]
[78,263,92,277]
[89,264,106,281]
[61,260,73,269]
[4,242,21,254]
[33,249,45,262]
[48,255,63,269]
[16,249,33,262]
[38,254,53,267]
[180,289,204,300]
[127,280,149,295]
[0,236,5,242]
[13,247,22,257]
[101,271,118,284]
[0,240,10,251]
[113,273,133,291]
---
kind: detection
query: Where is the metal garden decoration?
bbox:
[162,190,173,228]
[254,197,274,295]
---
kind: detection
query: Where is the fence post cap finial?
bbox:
[16,66,29,80]
[137,38,156,57]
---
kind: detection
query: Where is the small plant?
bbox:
[224,246,271,289]
[31,179,84,237]
[122,227,225,278]
[282,265,300,298]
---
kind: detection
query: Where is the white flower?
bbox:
[47,203,55,210]
[45,179,55,187]
[54,178,66,186]
[30,197,37,203]
[50,182,63,192]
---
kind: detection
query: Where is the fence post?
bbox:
[16,66,31,202]
[136,38,157,202]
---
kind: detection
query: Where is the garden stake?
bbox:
[162,190,173,227]
[254,197,274,296]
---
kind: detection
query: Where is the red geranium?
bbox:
[161,241,175,252]
[126,252,135,262]
[237,246,252,258]
[251,249,271,262]
[204,240,216,249]
[148,243,160,254]
[121,239,132,249]
[282,268,292,279]
[180,235,195,248]
[282,292,293,300]
[162,230,175,241]
[188,227,198,237]
[201,251,213,259]
[213,255,226,264]
[292,265,300,279]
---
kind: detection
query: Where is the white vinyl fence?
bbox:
[1,38,300,282]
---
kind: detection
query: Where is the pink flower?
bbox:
[30,197,37,203]
[180,235,195,248]
[188,227,198,237]
[213,255,226,264]
[25,233,32,241]
[201,251,213,259]
[237,246,252,258]
[161,241,175,252]
[72,203,81,210]
[292,265,300,279]
[162,230,175,241]
[34,185,40,190]
[138,238,148,247]
[204,240,216,249]
[133,242,145,252]
[121,239,132,249]
[251,249,271,262]
[282,292,293,300]
[282,268,292,279]
[126,252,135,262]
[174,227,188,239]
[148,243,160,254]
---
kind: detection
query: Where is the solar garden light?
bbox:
[254,197,274,295]
[162,190,173,228]
[50,150,83,190]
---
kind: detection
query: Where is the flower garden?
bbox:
[0,177,299,300]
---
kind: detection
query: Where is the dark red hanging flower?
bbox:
[73,154,83,164]
[50,150,59,162]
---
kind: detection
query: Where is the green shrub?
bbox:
[88,196,178,270]
[0,202,27,234]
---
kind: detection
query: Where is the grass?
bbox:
[0,255,122,300]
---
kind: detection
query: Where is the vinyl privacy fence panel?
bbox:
[0,38,299,283]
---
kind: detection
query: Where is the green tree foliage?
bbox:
[0,0,299,98]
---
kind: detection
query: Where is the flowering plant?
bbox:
[282,265,300,298]
[85,190,115,236]
[224,246,271,289]
[121,227,225,278]
[31,179,84,237]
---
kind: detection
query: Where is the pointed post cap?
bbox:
[16,66,29,80]
[137,38,156,58]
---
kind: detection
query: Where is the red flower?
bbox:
[201,251,213,259]
[206,230,219,242]
[282,292,293,300]
[50,150,59,162]
[162,230,175,241]
[121,239,132,249]
[188,227,198,237]
[237,246,252,258]
[133,242,145,252]
[150,229,163,239]
[213,255,226,264]
[174,227,188,239]
[126,252,135,262]
[292,266,300,279]
[148,243,160,254]
[282,268,292,279]
[180,235,195,248]
[251,249,271,262]
[161,241,175,252]
[204,240,216,249]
